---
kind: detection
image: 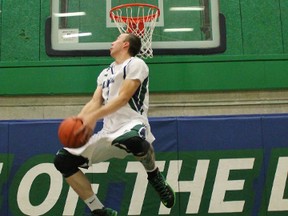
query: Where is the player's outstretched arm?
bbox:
[85,78,140,127]
[75,86,104,140]
[78,86,104,119]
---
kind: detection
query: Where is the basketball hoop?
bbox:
[110,3,160,58]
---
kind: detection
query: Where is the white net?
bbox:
[110,4,160,59]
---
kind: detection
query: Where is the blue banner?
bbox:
[1,114,288,215]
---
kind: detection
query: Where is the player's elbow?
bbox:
[118,94,131,106]
[121,96,131,106]
[91,97,103,107]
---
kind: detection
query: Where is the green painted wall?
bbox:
[0,0,288,95]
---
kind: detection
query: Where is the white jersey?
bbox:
[97,57,153,138]
[65,57,155,158]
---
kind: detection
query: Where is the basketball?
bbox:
[58,117,86,148]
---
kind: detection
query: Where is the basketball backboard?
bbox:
[46,0,226,57]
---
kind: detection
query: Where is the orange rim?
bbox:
[110,3,160,23]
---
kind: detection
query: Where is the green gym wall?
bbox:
[0,0,288,95]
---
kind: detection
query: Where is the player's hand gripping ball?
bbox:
[58,117,87,148]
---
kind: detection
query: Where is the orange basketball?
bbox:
[58,117,86,148]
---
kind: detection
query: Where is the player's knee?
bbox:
[122,136,150,157]
[54,149,88,178]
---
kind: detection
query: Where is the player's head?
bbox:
[110,33,141,59]
[124,33,142,57]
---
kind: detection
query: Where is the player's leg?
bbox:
[113,126,175,208]
[66,170,94,200]
[53,149,117,216]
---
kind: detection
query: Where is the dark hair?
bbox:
[125,34,142,56]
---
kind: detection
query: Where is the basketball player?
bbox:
[54,33,175,216]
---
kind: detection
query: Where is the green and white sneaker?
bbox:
[91,207,117,216]
[148,171,176,208]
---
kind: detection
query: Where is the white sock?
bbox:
[84,194,104,211]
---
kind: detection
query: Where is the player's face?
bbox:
[110,34,129,58]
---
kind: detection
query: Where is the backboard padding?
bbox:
[46,0,226,56]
